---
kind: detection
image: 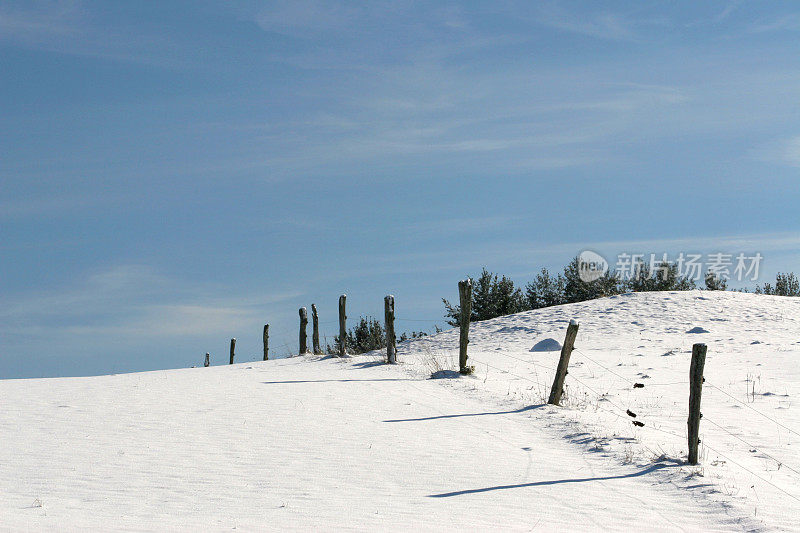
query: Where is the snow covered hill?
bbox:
[1,290,798,531]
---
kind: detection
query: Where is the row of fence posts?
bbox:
[454,277,707,466]
[215,293,399,365]
[209,278,709,466]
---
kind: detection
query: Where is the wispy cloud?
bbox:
[0,0,183,66]
[253,0,468,38]
[714,1,742,23]
[0,264,301,338]
[749,13,800,33]
[254,0,367,35]
[0,193,111,219]
[402,215,521,238]
[783,136,800,166]
[532,4,640,41]
[0,0,82,43]
[750,135,800,168]
[348,230,800,281]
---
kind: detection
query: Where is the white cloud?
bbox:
[0,0,183,66]
[749,13,800,33]
[750,135,800,168]
[347,231,800,280]
[714,1,742,23]
[532,4,639,41]
[0,193,111,219]
[781,136,800,167]
[254,0,365,34]
[0,264,301,338]
[0,0,83,43]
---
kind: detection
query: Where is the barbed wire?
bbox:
[234,312,800,503]
[701,441,800,504]
[476,349,800,500]
[702,417,800,479]
[564,371,631,415]
[472,350,798,484]
[705,382,800,440]
[573,348,637,386]
[478,350,557,373]
[469,356,547,389]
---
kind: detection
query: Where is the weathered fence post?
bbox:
[338,294,347,357]
[312,304,321,355]
[204,352,210,367]
[264,324,269,361]
[688,343,707,465]
[385,295,396,364]
[458,278,473,374]
[548,320,580,405]
[299,307,309,354]
[229,338,236,365]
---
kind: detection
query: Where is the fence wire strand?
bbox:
[701,441,800,504]
[477,343,800,491]
[241,309,800,504]
[573,348,637,386]
[701,417,800,479]
[706,382,800,440]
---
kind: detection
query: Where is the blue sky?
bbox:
[2,1,800,378]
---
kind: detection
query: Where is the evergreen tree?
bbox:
[562,256,624,303]
[443,268,526,326]
[704,271,727,291]
[758,272,800,296]
[442,259,701,326]
[626,260,695,292]
[329,316,385,354]
[525,268,566,309]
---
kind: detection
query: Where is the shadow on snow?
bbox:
[428,463,673,498]
[261,378,412,384]
[383,404,544,423]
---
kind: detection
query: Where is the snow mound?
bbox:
[429,369,460,379]
[530,338,562,351]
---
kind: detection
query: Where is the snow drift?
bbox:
[1,290,798,531]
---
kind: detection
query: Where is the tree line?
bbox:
[326,258,798,352]
[442,257,799,326]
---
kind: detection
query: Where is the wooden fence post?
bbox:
[299,307,308,354]
[548,320,580,405]
[264,324,269,361]
[312,304,321,354]
[688,343,707,465]
[385,295,396,364]
[204,352,210,367]
[229,338,236,365]
[338,294,347,357]
[458,279,473,374]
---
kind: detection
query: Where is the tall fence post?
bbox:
[299,307,308,354]
[204,352,210,367]
[264,324,269,361]
[458,278,473,374]
[229,338,236,365]
[312,304,321,354]
[548,320,580,405]
[385,295,396,364]
[688,343,708,465]
[338,294,347,357]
